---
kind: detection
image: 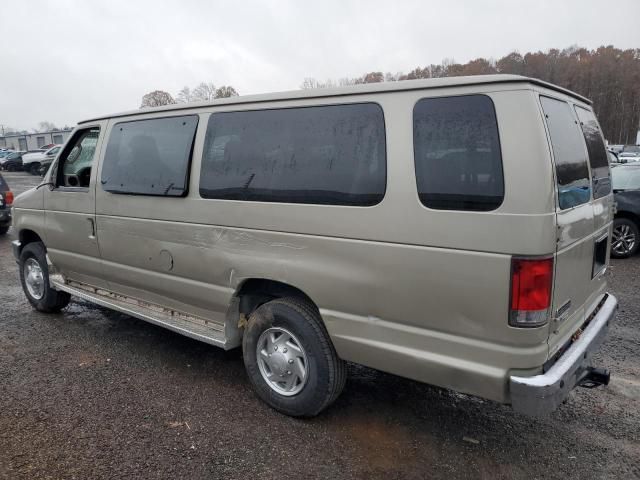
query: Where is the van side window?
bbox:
[101,115,198,197]
[540,96,591,209]
[413,95,504,211]
[199,103,386,206]
[55,127,100,188]
[574,105,611,199]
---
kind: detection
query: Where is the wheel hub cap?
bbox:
[257,327,308,396]
[24,258,45,300]
[612,224,636,255]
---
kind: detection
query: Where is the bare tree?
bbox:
[215,86,239,98]
[140,90,176,108]
[36,121,57,132]
[176,86,193,103]
[301,77,322,89]
[192,82,217,102]
[359,72,384,83]
[301,46,640,143]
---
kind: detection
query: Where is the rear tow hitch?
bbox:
[578,367,610,389]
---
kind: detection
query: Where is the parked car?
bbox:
[617,151,640,163]
[11,75,617,417]
[21,145,62,175]
[611,164,640,258]
[0,151,26,171]
[0,172,13,235]
[0,149,15,160]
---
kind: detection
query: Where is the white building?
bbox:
[0,128,73,151]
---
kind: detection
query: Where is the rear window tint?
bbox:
[540,96,591,210]
[574,106,611,199]
[101,115,198,196]
[199,103,386,206]
[413,95,504,211]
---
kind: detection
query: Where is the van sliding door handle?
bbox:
[87,218,96,239]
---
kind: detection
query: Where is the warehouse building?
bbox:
[0,128,73,151]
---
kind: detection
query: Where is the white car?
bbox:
[22,145,62,175]
[617,152,640,164]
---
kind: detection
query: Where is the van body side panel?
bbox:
[88,89,558,402]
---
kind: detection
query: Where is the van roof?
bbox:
[80,74,590,124]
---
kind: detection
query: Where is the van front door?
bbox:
[44,122,108,289]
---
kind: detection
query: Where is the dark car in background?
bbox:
[611,164,640,258]
[0,151,26,171]
[0,172,13,235]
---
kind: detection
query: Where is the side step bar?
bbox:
[51,279,232,349]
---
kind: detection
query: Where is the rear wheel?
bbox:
[611,218,639,259]
[29,163,41,175]
[0,226,9,235]
[242,297,346,417]
[19,242,70,312]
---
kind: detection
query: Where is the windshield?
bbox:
[612,167,640,190]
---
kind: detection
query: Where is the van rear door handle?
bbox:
[87,218,96,240]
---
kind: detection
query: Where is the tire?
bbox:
[29,163,41,175]
[611,218,640,259]
[242,297,346,417]
[19,242,71,312]
[0,225,9,235]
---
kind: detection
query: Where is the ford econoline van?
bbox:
[11,75,617,417]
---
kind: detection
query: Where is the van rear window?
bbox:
[413,95,504,211]
[101,115,198,197]
[540,96,591,209]
[199,103,386,206]
[574,106,611,199]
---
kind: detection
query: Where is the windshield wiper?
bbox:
[36,181,55,190]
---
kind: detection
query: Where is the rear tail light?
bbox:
[510,257,554,327]
[4,191,13,206]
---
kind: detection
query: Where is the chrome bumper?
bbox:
[510,293,617,416]
[12,239,21,263]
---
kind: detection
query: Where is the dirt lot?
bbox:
[0,171,638,479]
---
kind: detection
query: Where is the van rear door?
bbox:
[539,96,613,357]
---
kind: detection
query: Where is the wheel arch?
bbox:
[234,278,318,317]
[615,210,640,228]
[17,229,44,256]
[223,277,320,349]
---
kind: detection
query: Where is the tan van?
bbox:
[11,75,617,417]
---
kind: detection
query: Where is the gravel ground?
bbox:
[0,171,638,480]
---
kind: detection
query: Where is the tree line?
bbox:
[302,46,640,145]
[140,82,239,108]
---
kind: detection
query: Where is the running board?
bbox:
[51,279,231,349]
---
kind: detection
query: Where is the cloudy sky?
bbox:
[1,0,638,131]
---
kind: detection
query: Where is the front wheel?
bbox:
[19,242,71,312]
[242,297,346,417]
[0,225,9,235]
[611,218,639,259]
[29,163,41,175]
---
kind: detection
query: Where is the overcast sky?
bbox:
[1,0,638,131]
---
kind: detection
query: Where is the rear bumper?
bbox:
[0,208,11,225]
[510,293,617,416]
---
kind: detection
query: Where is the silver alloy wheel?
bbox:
[256,327,309,396]
[24,258,45,300]
[612,223,637,256]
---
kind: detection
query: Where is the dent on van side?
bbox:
[11,75,617,417]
